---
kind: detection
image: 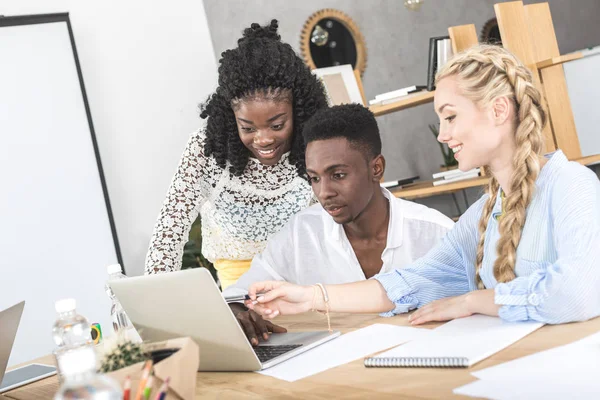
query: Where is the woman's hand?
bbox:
[408,289,499,325]
[245,281,315,319]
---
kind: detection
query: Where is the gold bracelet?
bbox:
[314,283,332,333]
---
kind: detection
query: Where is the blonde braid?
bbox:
[436,45,547,286]
[475,171,499,289]
[494,60,545,283]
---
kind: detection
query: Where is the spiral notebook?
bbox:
[364,315,543,368]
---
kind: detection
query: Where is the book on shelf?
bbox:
[432,171,480,186]
[432,168,480,180]
[368,86,426,106]
[427,36,452,91]
[380,176,419,189]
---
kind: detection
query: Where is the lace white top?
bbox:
[144,129,314,274]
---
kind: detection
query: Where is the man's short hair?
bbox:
[301,104,382,160]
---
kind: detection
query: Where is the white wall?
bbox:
[1,1,218,277]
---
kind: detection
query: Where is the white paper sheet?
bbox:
[453,378,599,400]
[472,330,600,382]
[453,330,600,399]
[258,324,431,382]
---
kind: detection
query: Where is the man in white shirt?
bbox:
[225,104,454,344]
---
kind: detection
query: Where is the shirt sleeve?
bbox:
[144,130,217,274]
[222,215,297,297]
[374,198,484,316]
[494,168,600,324]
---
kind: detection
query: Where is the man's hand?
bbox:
[228,303,287,346]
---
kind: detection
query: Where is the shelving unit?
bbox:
[369,1,599,202]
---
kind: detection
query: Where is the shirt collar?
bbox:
[324,187,404,249]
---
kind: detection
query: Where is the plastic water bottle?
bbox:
[52,298,121,400]
[105,264,140,342]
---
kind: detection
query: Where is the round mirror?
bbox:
[300,9,367,76]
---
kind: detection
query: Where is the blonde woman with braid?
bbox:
[243,44,600,325]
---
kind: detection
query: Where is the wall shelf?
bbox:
[369,90,434,117]
[535,52,583,69]
[392,154,600,201]
[390,176,489,200]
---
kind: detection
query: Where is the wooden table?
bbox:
[5,312,599,399]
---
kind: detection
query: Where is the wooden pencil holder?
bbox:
[106,337,199,400]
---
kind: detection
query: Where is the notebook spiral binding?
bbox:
[364,356,469,368]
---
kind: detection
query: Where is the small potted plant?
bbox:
[428,124,458,171]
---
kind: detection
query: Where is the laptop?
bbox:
[109,268,340,371]
[0,302,25,389]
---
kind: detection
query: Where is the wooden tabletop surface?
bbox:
[5,312,599,399]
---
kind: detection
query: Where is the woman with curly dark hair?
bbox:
[144,20,328,289]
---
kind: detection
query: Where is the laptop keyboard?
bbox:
[254,344,302,363]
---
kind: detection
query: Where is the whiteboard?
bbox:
[0,14,122,366]
[564,46,600,158]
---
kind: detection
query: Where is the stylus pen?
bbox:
[224,293,265,303]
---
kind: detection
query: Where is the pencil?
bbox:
[154,377,170,400]
[143,375,153,400]
[134,360,153,400]
[123,376,131,400]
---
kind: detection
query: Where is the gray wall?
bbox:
[203,0,600,217]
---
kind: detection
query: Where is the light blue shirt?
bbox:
[375,151,600,324]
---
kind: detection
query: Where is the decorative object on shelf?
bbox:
[313,64,366,106]
[428,124,457,169]
[301,9,367,76]
[404,0,424,11]
[480,18,502,45]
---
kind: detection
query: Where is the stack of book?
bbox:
[427,36,454,91]
[432,168,480,186]
[368,85,426,106]
[380,176,419,189]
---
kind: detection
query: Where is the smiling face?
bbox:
[305,137,383,224]
[233,97,294,165]
[434,76,508,172]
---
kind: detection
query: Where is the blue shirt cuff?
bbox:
[372,271,418,317]
[495,279,541,322]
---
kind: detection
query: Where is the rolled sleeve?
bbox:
[494,263,557,322]
[495,281,533,321]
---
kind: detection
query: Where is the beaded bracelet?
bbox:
[312,283,332,333]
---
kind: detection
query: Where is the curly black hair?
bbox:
[302,104,382,161]
[199,19,328,177]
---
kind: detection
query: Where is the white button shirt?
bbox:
[223,188,454,297]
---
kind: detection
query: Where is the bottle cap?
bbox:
[55,298,76,313]
[107,264,122,275]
